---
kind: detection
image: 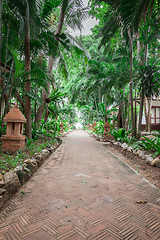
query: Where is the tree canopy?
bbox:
[0,0,160,140]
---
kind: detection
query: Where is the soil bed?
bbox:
[104,142,160,189]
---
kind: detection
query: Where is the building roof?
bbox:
[3,104,26,123]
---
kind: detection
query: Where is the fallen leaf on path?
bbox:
[137,200,148,204]
[81,181,87,183]
[91,184,98,188]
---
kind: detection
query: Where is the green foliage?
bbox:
[42,0,62,20]
[137,65,160,98]
[0,153,24,172]
[94,120,104,136]
[61,120,70,132]
[6,46,24,78]
[32,119,60,140]
[125,137,137,145]
[0,138,57,173]
[49,88,66,102]
[151,130,160,138]
[110,128,133,143]
[135,136,160,157]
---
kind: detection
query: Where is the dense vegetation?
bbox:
[0,0,160,163]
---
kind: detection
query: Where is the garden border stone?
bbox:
[90,132,160,170]
[0,138,62,210]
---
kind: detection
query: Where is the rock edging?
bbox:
[90,132,160,168]
[0,139,62,209]
[108,140,160,168]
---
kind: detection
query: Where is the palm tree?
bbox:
[24,1,32,139]
[92,0,159,136]
[35,0,89,123]
[0,0,3,117]
[95,0,159,30]
[1,0,45,139]
[114,0,159,30]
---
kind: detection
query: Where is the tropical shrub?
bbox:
[135,136,160,157]
[61,120,70,132]
[94,120,105,136]
[110,128,133,143]
[32,119,61,140]
[151,130,160,138]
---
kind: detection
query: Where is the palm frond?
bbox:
[66,2,89,31]
[25,90,43,104]
[64,33,90,58]
[58,51,68,80]
[41,0,62,20]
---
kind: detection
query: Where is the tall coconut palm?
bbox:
[3,0,44,138]
[91,2,136,134]
[0,0,2,72]
[24,1,32,139]
[35,0,89,123]
[92,0,159,136]
[0,0,3,117]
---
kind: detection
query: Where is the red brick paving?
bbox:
[0,130,160,239]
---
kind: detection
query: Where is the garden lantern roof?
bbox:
[3,104,26,123]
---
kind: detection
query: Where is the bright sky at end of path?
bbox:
[69,0,99,36]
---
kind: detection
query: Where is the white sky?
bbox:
[68,0,99,36]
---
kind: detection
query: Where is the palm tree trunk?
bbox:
[56,0,68,35]
[144,97,152,132]
[35,56,53,123]
[0,0,3,118]
[94,93,98,117]
[136,31,141,61]
[137,89,144,138]
[15,89,25,110]
[128,28,135,135]
[24,8,32,139]
[144,43,148,66]
[134,83,137,135]
[0,0,2,73]
[147,98,151,132]
[104,94,107,122]
[117,103,123,128]
[137,42,149,137]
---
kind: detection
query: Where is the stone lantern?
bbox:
[1,104,26,153]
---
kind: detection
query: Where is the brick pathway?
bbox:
[0,130,160,240]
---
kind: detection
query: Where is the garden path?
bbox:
[0,130,160,239]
